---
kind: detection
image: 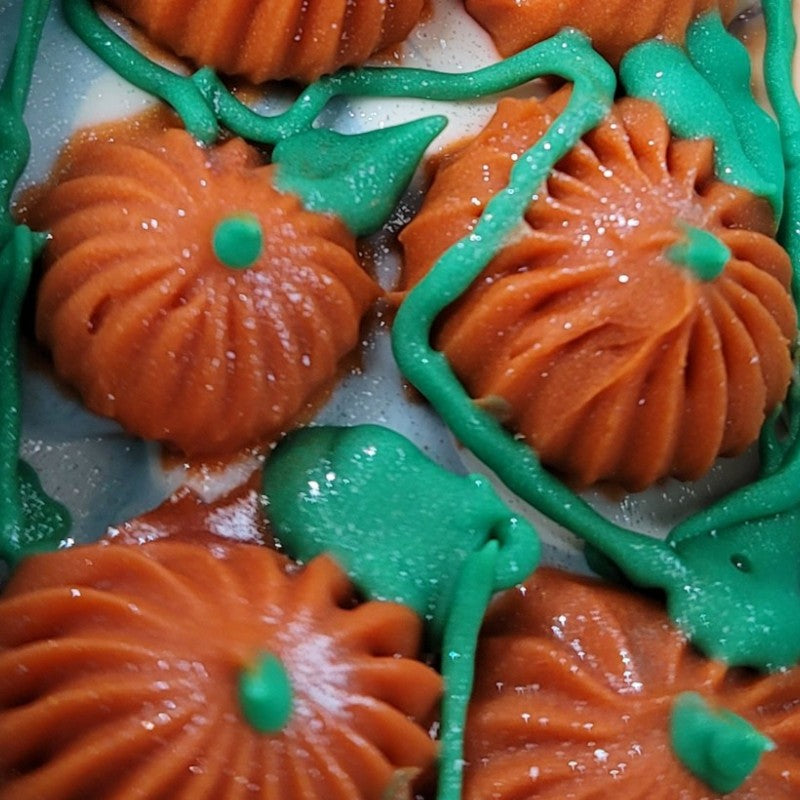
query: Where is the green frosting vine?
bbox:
[0,0,70,566]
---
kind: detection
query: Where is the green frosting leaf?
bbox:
[262,424,539,639]
[273,116,447,236]
[671,692,774,793]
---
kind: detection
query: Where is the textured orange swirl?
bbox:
[465,0,736,66]
[400,90,796,490]
[464,567,800,800]
[108,0,425,83]
[33,127,380,456]
[0,541,441,800]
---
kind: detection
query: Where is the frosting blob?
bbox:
[465,0,736,66]
[33,127,380,456]
[0,541,441,799]
[400,90,796,490]
[106,0,425,83]
[463,568,800,799]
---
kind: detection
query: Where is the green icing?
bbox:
[671,692,774,793]
[620,12,784,217]
[238,653,293,734]
[1,0,70,567]
[273,117,447,237]
[262,425,539,640]
[667,223,730,281]
[212,214,263,269]
[762,0,800,301]
[262,424,539,800]
[685,11,785,220]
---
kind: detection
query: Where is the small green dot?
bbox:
[666,222,730,282]
[213,214,263,269]
[238,652,293,734]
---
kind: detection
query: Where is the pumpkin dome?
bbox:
[400,89,796,490]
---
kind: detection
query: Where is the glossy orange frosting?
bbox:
[107,0,425,83]
[465,0,737,66]
[400,89,796,490]
[33,127,380,456]
[0,541,441,800]
[464,567,800,799]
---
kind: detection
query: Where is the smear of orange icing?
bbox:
[464,567,800,799]
[465,0,736,66]
[32,127,380,456]
[400,89,796,490]
[107,0,425,83]
[0,542,441,800]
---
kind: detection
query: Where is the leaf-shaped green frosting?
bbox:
[272,116,447,236]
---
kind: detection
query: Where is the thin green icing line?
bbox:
[62,0,218,143]
[391,16,800,672]
[437,541,498,800]
[61,1,610,146]
[1,0,51,247]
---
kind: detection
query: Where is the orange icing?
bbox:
[32,127,380,456]
[400,90,796,490]
[107,0,425,83]
[0,541,441,800]
[465,0,737,66]
[464,567,800,799]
